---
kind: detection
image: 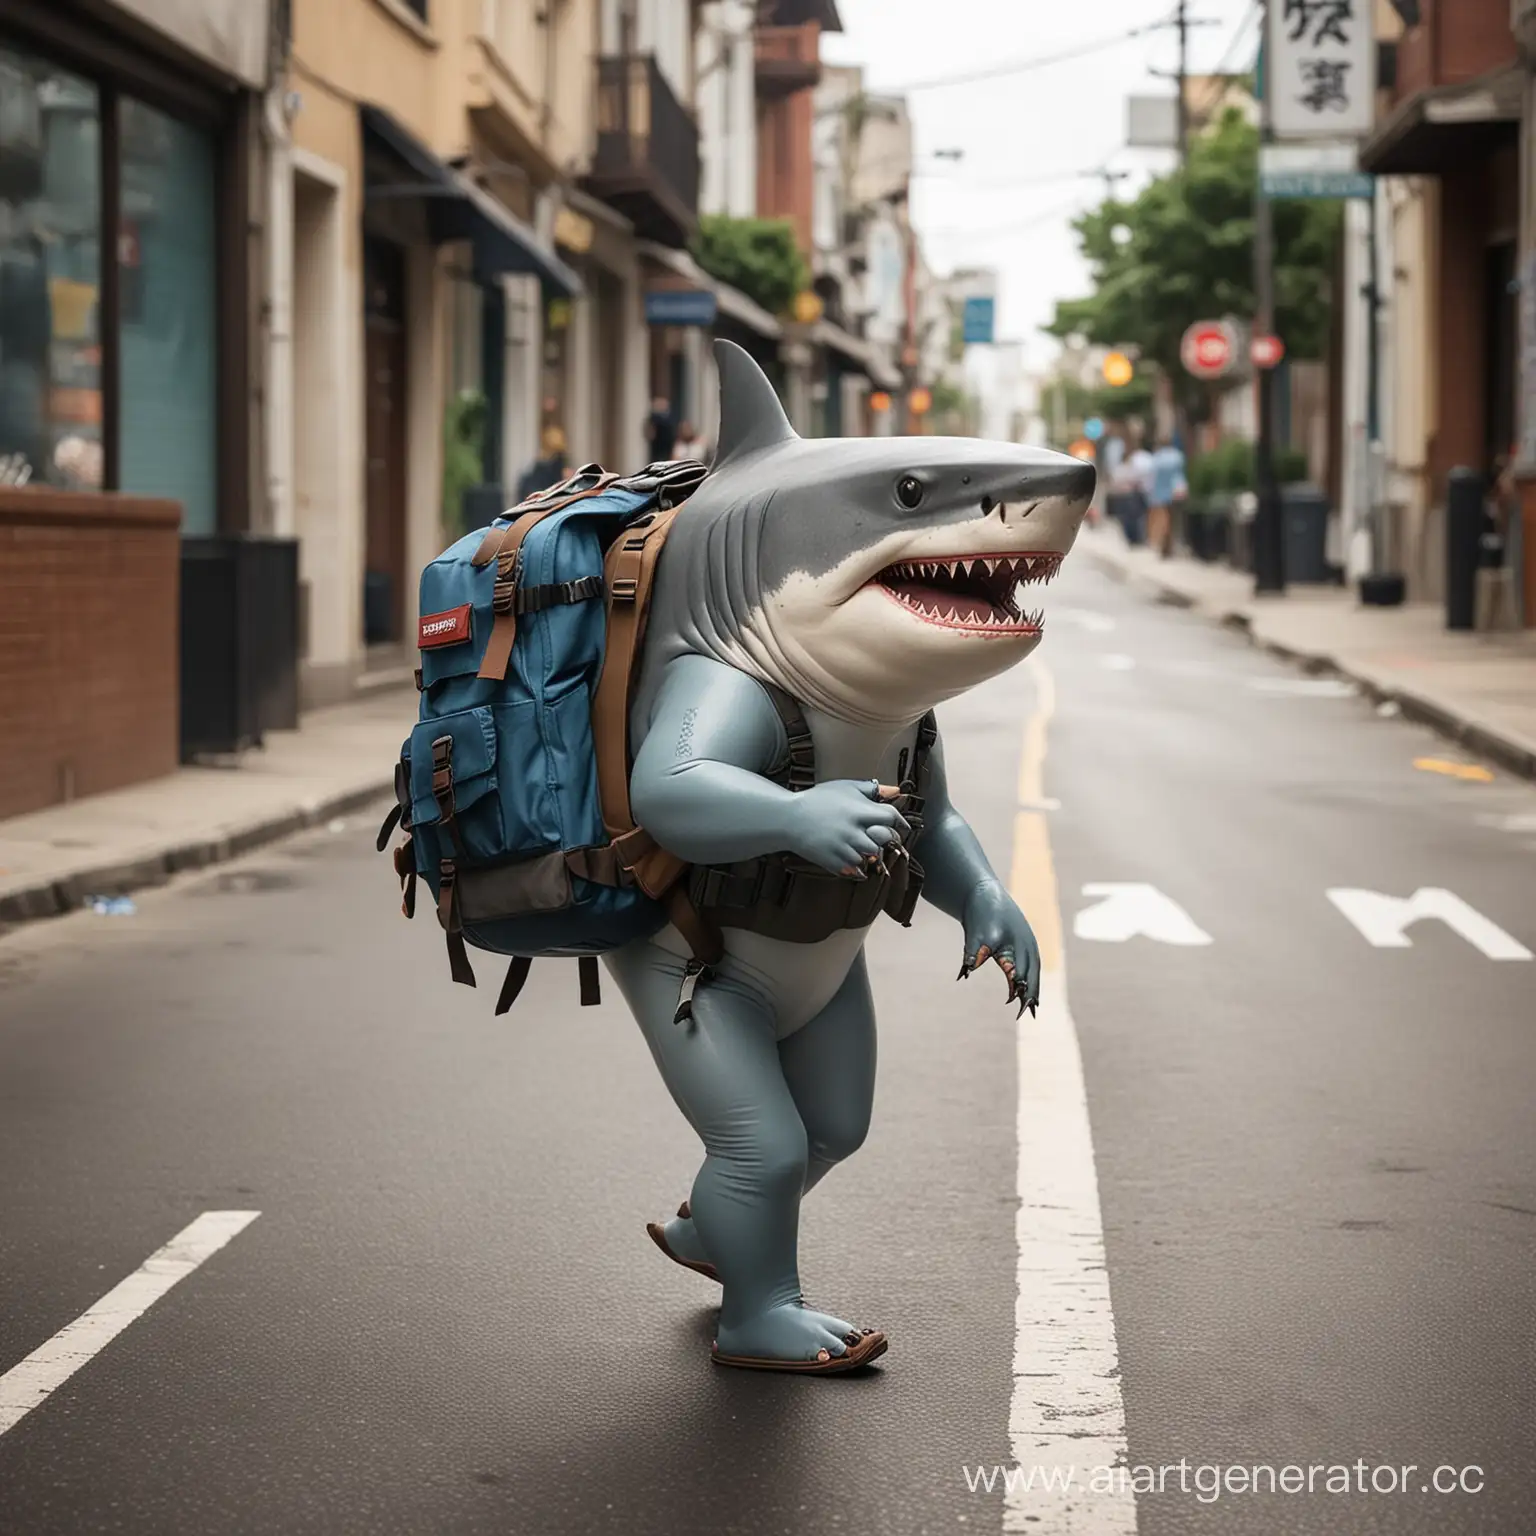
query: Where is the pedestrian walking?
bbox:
[644,396,676,463]
[671,420,708,463]
[516,425,571,503]
[1147,435,1187,558]
[1125,435,1154,548]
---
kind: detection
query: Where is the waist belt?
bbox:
[687,810,926,945]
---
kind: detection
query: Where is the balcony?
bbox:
[584,55,699,249]
[754,24,821,100]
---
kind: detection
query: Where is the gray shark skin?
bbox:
[602,340,1093,1373]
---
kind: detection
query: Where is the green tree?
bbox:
[1046,107,1341,426]
[691,215,811,317]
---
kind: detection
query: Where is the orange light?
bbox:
[869,391,892,413]
[908,387,932,416]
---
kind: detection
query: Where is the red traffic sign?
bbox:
[1251,334,1286,370]
[1180,320,1236,380]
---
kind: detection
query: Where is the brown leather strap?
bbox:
[436,861,477,986]
[590,507,682,841]
[578,955,601,1007]
[494,955,532,1016]
[475,508,550,681]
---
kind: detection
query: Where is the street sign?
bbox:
[961,295,996,345]
[1083,417,1105,441]
[1259,142,1373,200]
[1266,0,1375,139]
[1180,320,1237,380]
[791,290,824,325]
[644,288,717,327]
[1251,334,1286,369]
[1102,351,1134,387]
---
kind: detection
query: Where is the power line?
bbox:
[921,195,1098,243]
[851,7,1183,95]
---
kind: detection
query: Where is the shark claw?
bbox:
[957,963,972,981]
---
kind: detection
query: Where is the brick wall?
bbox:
[1394,0,1518,102]
[0,490,181,820]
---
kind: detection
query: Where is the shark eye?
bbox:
[895,476,924,510]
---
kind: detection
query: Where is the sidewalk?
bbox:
[0,690,412,925]
[1080,523,1536,782]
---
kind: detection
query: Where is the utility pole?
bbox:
[1252,0,1285,594]
[1175,0,1190,167]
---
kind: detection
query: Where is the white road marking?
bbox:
[0,1211,260,1436]
[1246,677,1357,698]
[1477,812,1536,834]
[1055,607,1118,634]
[1007,658,1134,1533]
[1100,653,1137,671]
[1327,888,1532,961]
[1074,883,1215,947]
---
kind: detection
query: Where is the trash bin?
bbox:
[1281,485,1330,584]
[180,535,300,758]
[1445,466,1483,632]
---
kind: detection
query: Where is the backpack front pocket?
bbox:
[408,708,504,864]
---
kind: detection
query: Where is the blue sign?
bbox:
[1084,417,1105,442]
[645,288,718,327]
[1260,171,1375,201]
[961,295,996,345]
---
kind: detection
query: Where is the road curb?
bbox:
[1080,541,1536,785]
[0,778,395,928]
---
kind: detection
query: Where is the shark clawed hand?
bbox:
[959,883,1043,1018]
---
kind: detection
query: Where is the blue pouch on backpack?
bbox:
[375,460,709,1014]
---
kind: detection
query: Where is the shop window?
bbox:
[0,43,102,491]
[117,96,217,534]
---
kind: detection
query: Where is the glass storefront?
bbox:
[0,34,218,527]
[0,43,101,491]
[118,96,217,533]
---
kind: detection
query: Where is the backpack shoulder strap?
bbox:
[589,505,682,867]
[755,681,817,791]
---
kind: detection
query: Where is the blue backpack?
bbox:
[375,460,714,1015]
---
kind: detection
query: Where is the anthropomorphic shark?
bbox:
[603,340,1094,1373]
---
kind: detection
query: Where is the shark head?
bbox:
[650,341,1096,728]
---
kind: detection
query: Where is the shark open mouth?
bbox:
[872,552,1063,632]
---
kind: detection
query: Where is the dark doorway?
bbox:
[364,236,408,646]
[1485,239,1517,473]
[595,268,624,468]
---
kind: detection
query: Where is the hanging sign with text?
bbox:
[1267,0,1376,141]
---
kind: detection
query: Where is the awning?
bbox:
[814,320,902,391]
[636,242,783,340]
[360,105,579,298]
[1358,67,1522,176]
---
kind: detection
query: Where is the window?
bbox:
[117,96,217,534]
[0,35,221,529]
[0,43,102,490]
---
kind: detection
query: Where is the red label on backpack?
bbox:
[418,604,472,649]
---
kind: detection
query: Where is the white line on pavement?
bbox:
[0,1210,261,1436]
[1006,658,1134,1534]
[1327,888,1533,960]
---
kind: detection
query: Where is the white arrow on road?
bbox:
[1073,883,1214,946]
[1328,888,1532,960]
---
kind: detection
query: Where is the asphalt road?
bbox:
[1,550,1533,1535]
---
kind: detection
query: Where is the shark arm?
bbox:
[909,733,1004,920]
[628,653,801,866]
[912,731,1042,1005]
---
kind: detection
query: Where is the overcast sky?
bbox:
[820,0,1263,372]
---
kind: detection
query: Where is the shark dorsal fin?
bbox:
[712,339,797,467]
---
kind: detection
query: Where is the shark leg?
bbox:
[605,939,875,1365]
